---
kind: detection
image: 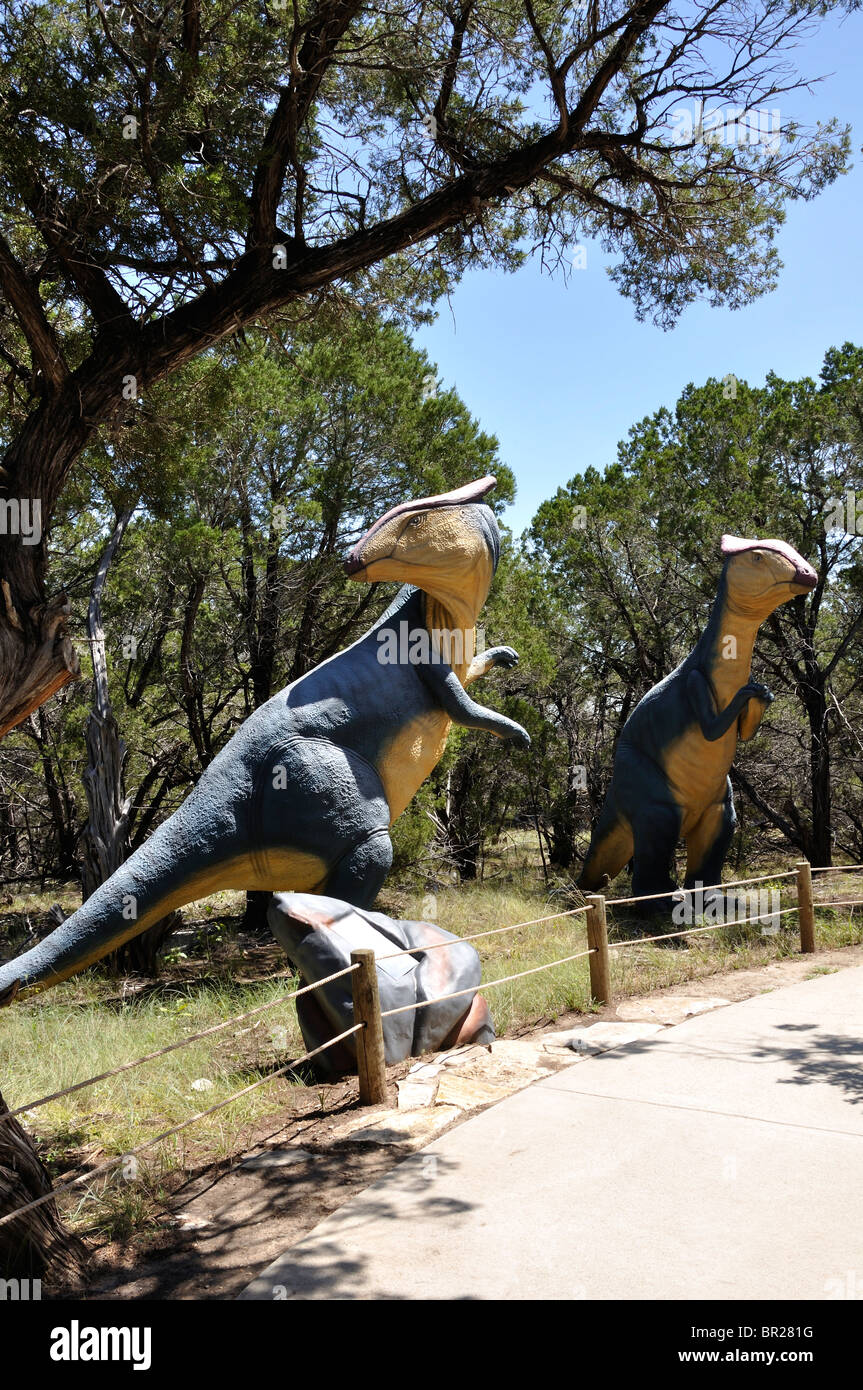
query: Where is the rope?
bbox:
[812,899,863,909]
[609,905,799,950]
[379,947,596,1018]
[0,963,360,1128]
[605,869,798,908]
[810,865,863,874]
[0,1023,363,1232]
[376,905,590,961]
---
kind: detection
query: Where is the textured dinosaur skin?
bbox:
[0,475,530,1003]
[267,892,493,1078]
[579,536,818,907]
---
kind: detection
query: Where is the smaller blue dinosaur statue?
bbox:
[578,535,818,909]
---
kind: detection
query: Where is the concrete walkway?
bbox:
[240,965,863,1300]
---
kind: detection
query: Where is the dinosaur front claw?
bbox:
[745,681,773,703]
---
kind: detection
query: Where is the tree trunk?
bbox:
[441,761,482,881]
[242,890,272,935]
[0,368,112,738]
[81,509,135,899]
[805,682,832,868]
[0,1087,84,1281]
[0,583,80,741]
[81,710,130,897]
[549,807,576,869]
[33,707,79,879]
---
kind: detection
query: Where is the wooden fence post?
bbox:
[351,949,388,1105]
[796,860,816,954]
[586,894,612,1006]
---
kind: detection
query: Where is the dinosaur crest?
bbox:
[720,534,817,583]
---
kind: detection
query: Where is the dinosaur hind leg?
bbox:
[629,798,682,915]
[579,798,634,891]
[323,829,394,909]
[280,830,394,1077]
[684,781,736,890]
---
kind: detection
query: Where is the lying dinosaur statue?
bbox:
[267,892,493,1078]
[578,535,818,907]
[0,475,529,1003]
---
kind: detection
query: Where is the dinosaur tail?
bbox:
[578,795,634,892]
[0,791,243,1001]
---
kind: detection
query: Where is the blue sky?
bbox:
[415,11,863,537]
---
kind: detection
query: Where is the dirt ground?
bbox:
[58,937,863,1302]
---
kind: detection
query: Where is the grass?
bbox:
[1,847,862,1242]
[0,965,308,1237]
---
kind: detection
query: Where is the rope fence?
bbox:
[1,859,861,1236]
[605,868,798,908]
[810,864,863,874]
[0,962,359,1128]
[376,903,590,960]
[809,899,862,909]
[0,1023,364,1233]
[607,904,801,951]
[380,947,597,1019]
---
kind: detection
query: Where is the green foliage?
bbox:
[0,0,856,433]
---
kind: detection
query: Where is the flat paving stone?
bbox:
[336,1105,463,1149]
[542,1020,665,1054]
[615,995,730,1025]
[396,1079,438,1111]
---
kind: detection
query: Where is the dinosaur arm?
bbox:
[738,694,772,742]
[419,661,530,747]
[464,645,519,685]
[686,670,773,743]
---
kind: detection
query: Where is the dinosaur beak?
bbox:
[790,562,818,593]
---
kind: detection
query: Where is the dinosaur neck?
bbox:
[699,575,760,708]
[422,594,476,684]
[418,551,492,684]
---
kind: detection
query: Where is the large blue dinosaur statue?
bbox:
[0,476,529,1003]
[578,535,818,906]
[267,892,494,1076]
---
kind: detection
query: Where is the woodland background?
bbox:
[2,321,861,971]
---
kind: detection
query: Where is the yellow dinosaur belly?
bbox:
[116,848,328,941]
[378,710,452,823]
[664,727,737,834]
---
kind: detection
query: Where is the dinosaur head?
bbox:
[345,476,501,625]
[720,535,818,619]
